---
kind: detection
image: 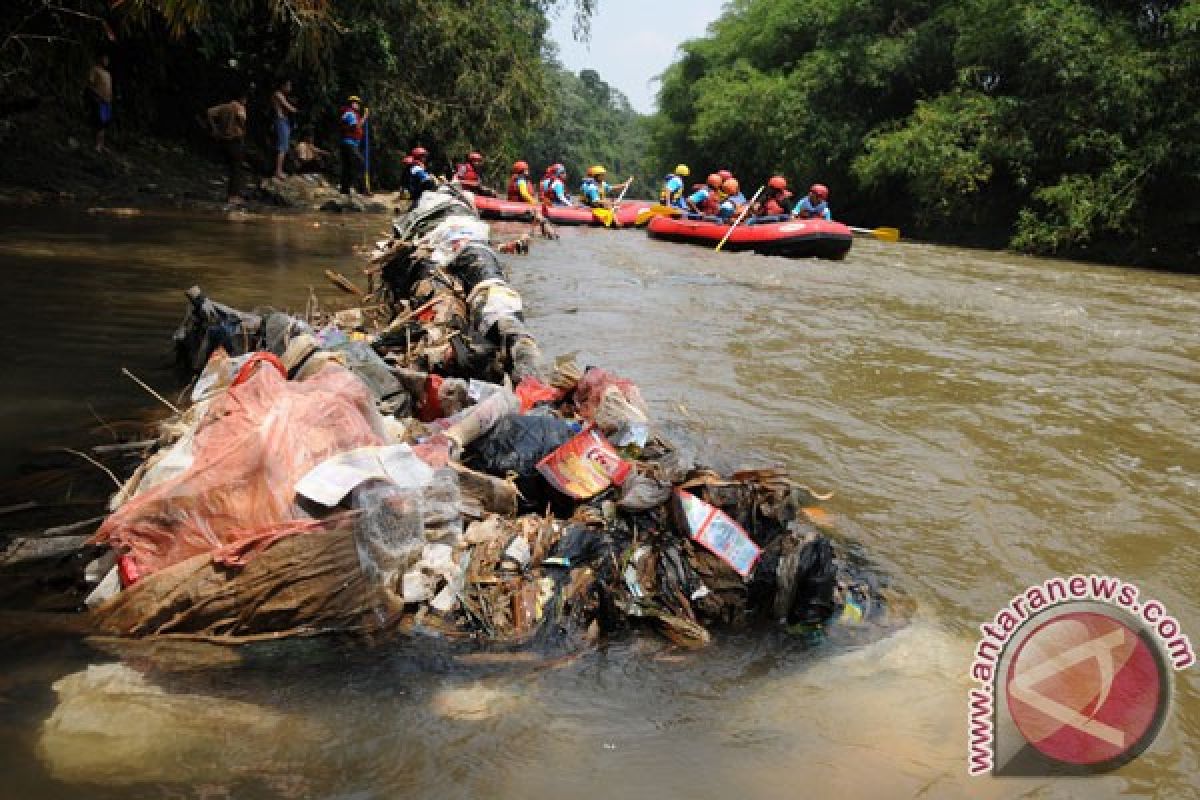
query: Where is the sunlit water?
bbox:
[0,209,1195,798]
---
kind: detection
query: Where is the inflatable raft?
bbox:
[646,214,853,259]
[473,196,654,228]
[472,195,537,222]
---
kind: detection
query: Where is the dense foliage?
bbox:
[650,0,1200,267]
[0,0,645,189]
[518,60,652,194]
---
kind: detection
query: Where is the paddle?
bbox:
[610,177,635,225]
[848,225,901,242]
[634,203,682,227]
[592,207,614,227]
[715,186,765,252]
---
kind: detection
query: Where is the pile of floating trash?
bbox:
[78,186,893,650]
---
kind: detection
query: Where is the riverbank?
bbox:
[0,109,403,215]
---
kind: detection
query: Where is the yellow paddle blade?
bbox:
[848,225,902,242]
[592,208,614,227]
[634,204,682,227]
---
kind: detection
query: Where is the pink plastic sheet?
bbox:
[92,364,386,579]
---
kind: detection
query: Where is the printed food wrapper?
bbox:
[673,489,761,578]
[536,429,631,500]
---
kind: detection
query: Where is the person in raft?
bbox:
[408,146,437,207]
[660,163,690,209]
[686,173,723,216]
[753,175,792,217]
[337,95,368,195]
[507,161,538,205]
[580,165,631,208]
[542,164,573,206]
[792,183,832,220]
[715,177,741,222]
[454,151,495,196]
[725,173,747,205]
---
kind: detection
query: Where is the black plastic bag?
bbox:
[468,413,574,477]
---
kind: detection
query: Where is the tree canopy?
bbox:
[650,0,1200,268]
[0,0,643,189]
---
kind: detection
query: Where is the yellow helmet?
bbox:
[675,164,690,177]
[589,165,607,176]
[347,95,362,104]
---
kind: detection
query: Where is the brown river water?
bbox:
[0,208,1196,798]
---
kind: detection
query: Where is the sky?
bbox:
[548,0,729,115]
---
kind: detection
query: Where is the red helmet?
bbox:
[512,160,529,173]
[721,178,739,195]
[706,173,721,189]
[809,183,829,200]
[768,175,787,191]
[718,169,733,181]
[411,146,428,160]
[468,151,483,163]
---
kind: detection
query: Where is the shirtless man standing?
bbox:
[87,54,113,153]
[271,79,298,180]
[207,89,249,206]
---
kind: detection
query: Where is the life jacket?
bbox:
[456,162,481,184]
[794,198,829,219]
[763,192,787,216]
[541,177,558,204]
[507,174,522,201]
[410,162,433,205]
[339,107,363,143]
[581,177,602,207]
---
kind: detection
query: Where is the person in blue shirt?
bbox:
[660,164,690,209]
[792,183,832,220]
[715,177,740,222]
[580,165,631,208]
[726,173,746,205]
[686,173,723,216]
[542,164,573,206]
[408,146,437,207]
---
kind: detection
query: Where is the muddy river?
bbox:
[0,208,1195,798]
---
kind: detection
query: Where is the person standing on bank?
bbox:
[87,54,113,153]
[271,79,297,180]
[338,95,368,195]
[206,89,249,207]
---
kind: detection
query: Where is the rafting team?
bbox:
[341,91,836,225]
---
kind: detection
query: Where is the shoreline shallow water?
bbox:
[0,208,1196,798]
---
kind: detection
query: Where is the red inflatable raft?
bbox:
[472,196,654,228]
[613,200,653,227]
[472,195,537,222]
[646,214,853,260]
[541,204,606,226]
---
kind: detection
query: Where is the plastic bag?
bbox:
[422,467,463,544]
[573,368,649,424]
[90,363,387,579]
[469,413,574,477]
[353,483,425,594]
[329,340,404,401]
